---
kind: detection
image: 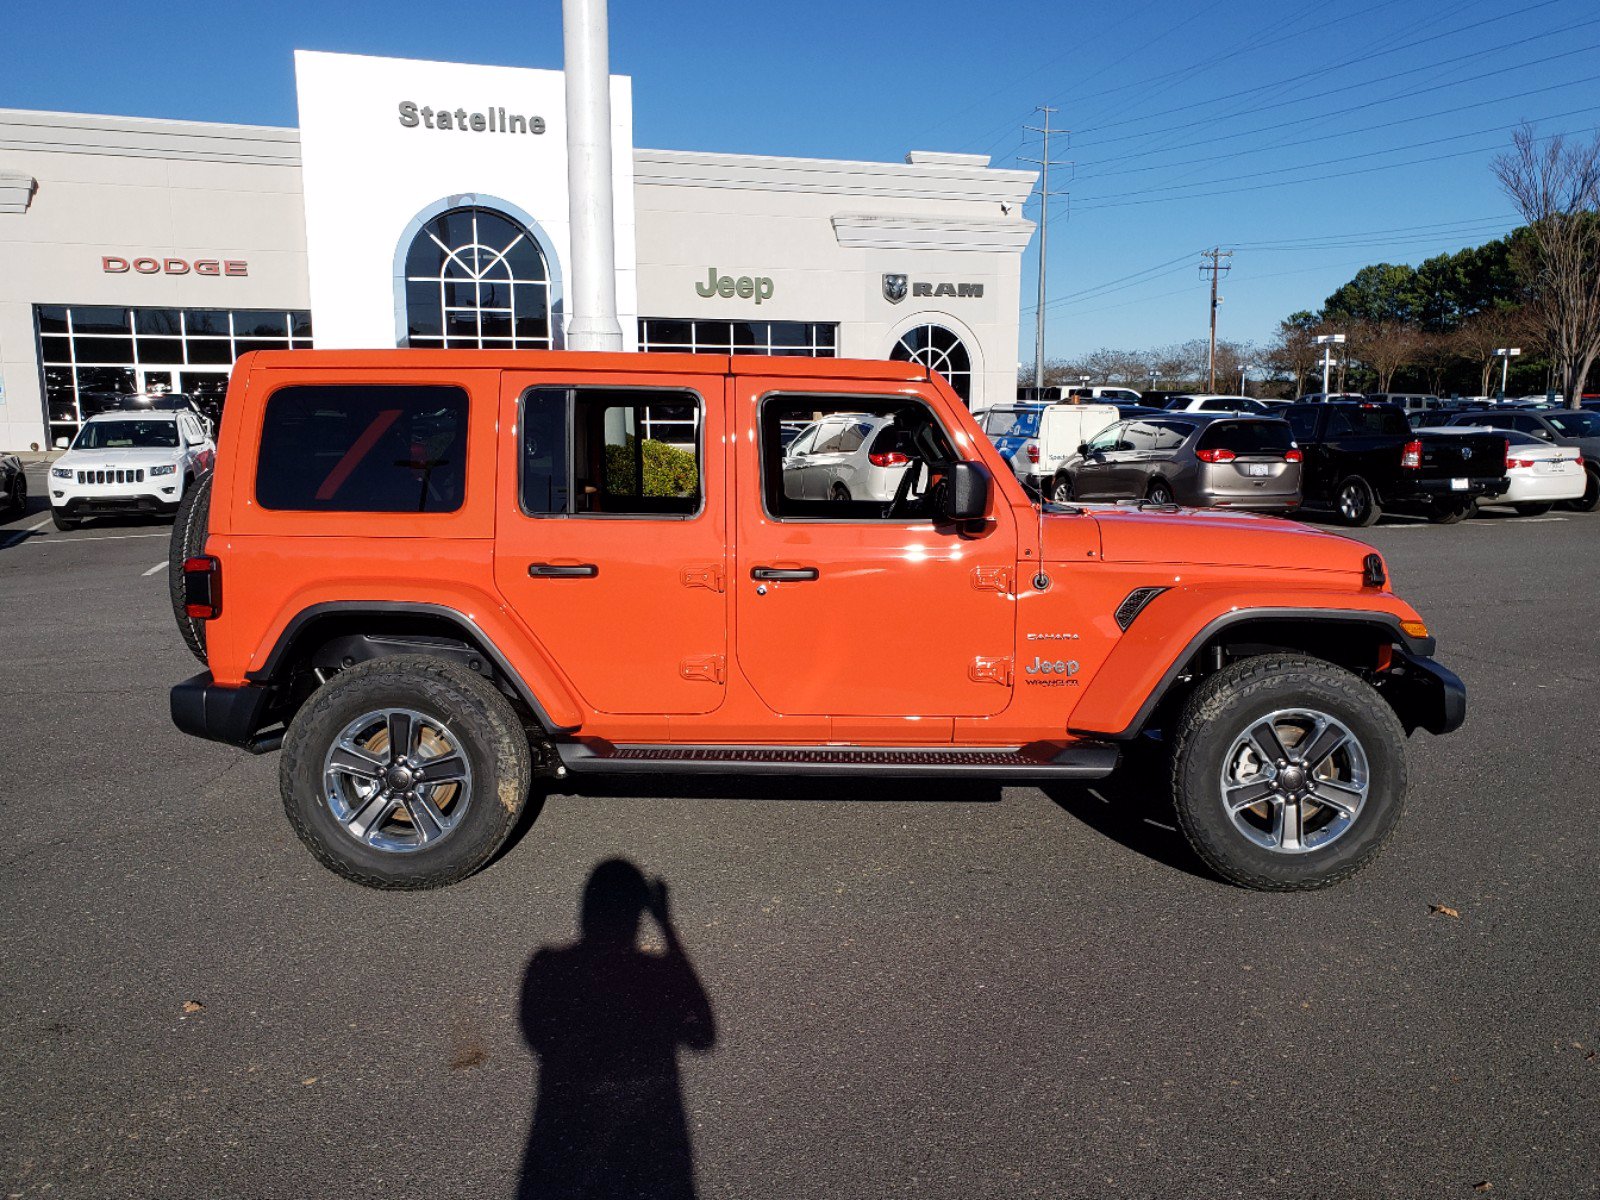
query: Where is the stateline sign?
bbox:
[397,101,546,134]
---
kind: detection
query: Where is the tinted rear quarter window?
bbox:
[256,385,468,512]
[1327,407,1409,438]
[1198,420,1294,454]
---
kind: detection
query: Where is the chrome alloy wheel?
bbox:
[321,707,473,854]
[1338,483,1364,523]
[1219,708,1369,854]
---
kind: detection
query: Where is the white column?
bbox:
[562,0,623,351]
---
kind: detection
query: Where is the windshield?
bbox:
[72,420,179,450]
[1545,411,1600,438]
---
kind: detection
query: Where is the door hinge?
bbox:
[971,566,1013,594]
[679,654,726,684]
[969,656,1014,686]
[680,565,725,592]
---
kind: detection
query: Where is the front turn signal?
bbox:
[1399,619,1430,640]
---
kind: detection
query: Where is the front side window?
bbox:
[1086,423,1126,454]
[762,395,955,521]
[1546,411,1600,437]
[256,385,468,513]
[403,206,551,350]
[520,387,703,517]
[73,420,179,450]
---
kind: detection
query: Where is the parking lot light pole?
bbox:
[1494,347,1521,400]
[1314,334,1345,397]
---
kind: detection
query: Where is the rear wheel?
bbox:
[1513,502,1553,517]
[1563,466,1600,513]
[7,474,25,516]
[830,482,851,502]
[1170,654,1409,891]
[168,473,212,665]
[1334,476,1380,527]
[1427,498,1474,524]
[1146,479,1176,506]
[50,509,79,532]
[279,656,532,890]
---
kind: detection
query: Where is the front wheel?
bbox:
[279,655,533,890]
[50,508,79,532]
[1170,654,1409,891]
[1427,498,1474,524]
[1050,473,1074,504]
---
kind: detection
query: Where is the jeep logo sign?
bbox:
[1024,657,1079,676]
[696,267,775,305]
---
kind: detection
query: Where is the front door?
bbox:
[493,372,729,716]
[733,381,1018,718]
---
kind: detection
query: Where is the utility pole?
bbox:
[562,0,623,351]
[1021,108,1070,391]
[1199,247,1233,392]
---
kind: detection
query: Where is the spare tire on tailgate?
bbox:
[169,473,212,664]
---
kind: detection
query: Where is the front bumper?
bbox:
[1376,649,1467,736]
[56,494,180,517]
[171,672,280,750]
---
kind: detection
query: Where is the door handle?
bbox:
[751,566,819,582]
[528,562,598,578]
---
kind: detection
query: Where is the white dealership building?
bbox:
[0,50,1037,452]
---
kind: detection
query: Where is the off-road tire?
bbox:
[1513,502,1553,517]
[1146,478,1176,506]
[1334,476,1381,527]
[168,473,212,664]
[279,655,532,890]
[1563,467,1600,513]
[1169,654,1409,892]
[50,509,79,532]
[1427,498,1474,524]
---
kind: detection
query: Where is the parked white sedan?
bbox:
[1418,426,1585,516]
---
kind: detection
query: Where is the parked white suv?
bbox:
[48,410,215,530]
[1165,394,1275,415]
[781,413,922,502]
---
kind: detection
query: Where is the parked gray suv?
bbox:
[1053,414,1303,512]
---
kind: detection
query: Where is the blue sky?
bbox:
[4,0,1595,369]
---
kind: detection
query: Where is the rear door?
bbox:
[492,371,729,715]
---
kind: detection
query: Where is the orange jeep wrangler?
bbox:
[169,350,1464,892]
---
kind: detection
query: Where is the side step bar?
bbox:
[556,741,1119,779]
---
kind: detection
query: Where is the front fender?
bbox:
[1067,585,1430,739]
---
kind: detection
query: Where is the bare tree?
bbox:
[1493,124,1600,406]
[1264,320,1323,397]
[1452,306,1534,396]
[1350,320,1424,391]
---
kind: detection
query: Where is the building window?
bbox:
[34,305,311,444]
[638,319,837,358]
[891,323,972,404]
[403,206,551,349]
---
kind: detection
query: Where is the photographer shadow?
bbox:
[516,859,715,1200]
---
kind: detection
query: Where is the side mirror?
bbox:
[53,436,69,450]
[940,461,990,522]
[1077,441,1090,456]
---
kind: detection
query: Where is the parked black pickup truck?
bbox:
[1284,401,1508,526]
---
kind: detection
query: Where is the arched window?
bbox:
[403,206,551,349]
[891,323,972,403]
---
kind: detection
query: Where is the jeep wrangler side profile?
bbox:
[169,350,1464,892]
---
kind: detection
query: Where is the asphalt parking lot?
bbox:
[2,458,1596,1200]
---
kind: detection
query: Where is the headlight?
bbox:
[149,464,177,477]
[51,467,73,479]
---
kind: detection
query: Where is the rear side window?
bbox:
[520,387,702,517]
[1153,421,1194,450]
[1198,420,1294,454]
[1287,409,1319,440]
[256,385,468,512]
[994,409,1041,438]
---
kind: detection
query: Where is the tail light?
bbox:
[1196,448,1236,463]
[1401,439,1422,469]
[1284,448,1303,463]
[1505,438,1512,472]
[869,451,909,467]
[183,555,221,620]
[1026,443,1040,463]
[1506,457,1537,469]
[1576,454,1585,466]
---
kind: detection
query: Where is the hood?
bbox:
[1051,504,1368,574]
[58,445,181,470]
